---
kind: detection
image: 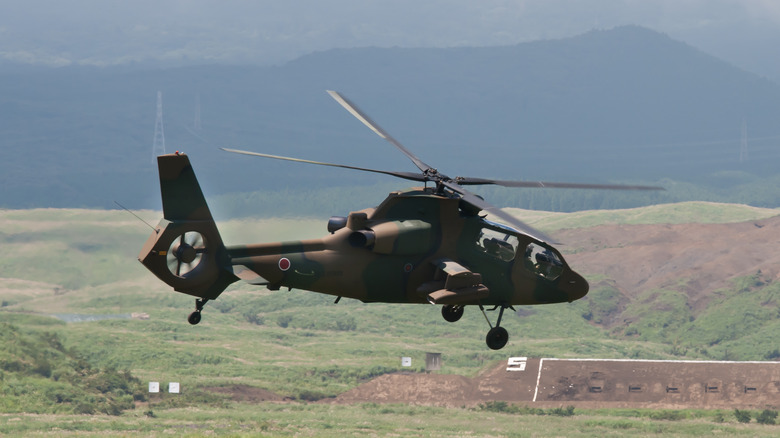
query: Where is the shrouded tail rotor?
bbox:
[139,153,238,304]
[167,231,206,277]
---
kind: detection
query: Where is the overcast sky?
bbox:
[1,1,779,79]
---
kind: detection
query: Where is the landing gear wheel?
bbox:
[441,305,464,322]
[187,298,208,325]
[486,326,508,350]
[187,311,202,325]
[479,304,513,350]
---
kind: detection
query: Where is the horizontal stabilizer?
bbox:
[233,265,270,286]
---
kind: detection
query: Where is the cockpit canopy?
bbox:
[476,228,519,262]
[523,242,563,280]
[476,221,564,281]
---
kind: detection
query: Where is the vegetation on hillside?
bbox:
[0,317,145,415]
[1,203,779,430]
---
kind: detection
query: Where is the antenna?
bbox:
[193,93,202,131]
[739,118,748,163]
[152,91,166,162]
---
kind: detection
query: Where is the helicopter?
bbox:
[139,90,661,350]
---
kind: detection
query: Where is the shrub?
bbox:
[297,390,331,402]
[734,409,752,423]
[277,314,293,328]
[764,349,780,360]
[756,409,778,425]
[478,402,569,416]
[74,402,96,415]
[548,406,575,417]
[649,410,684,421]
[481,401,511,413]
[335,316,357,331]
[244,311,264,325]
[212,299,237,313]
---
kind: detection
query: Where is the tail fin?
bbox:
[138,153,237,299]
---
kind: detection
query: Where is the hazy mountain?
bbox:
[1,26,779,212]
[4,1,780,84]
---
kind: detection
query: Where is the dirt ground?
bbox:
[557,215,780,314]
[332,359,780,409]
[209,359,780,409]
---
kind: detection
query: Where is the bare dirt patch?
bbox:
[204,385,286,403]
[327,359,780,409]
[558,215,780,314]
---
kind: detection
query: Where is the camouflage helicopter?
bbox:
[139,90,660,350]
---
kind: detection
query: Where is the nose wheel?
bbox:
[480,304,513,350]
[486,326,509,350]
[187,298,209,325]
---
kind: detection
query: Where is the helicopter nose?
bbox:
[562,270,589,302]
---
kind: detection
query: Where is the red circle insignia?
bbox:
[403,263,413,273]
[278,258,291,271]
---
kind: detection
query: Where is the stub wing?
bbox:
[417,258,489,305]
[232,264,270,286]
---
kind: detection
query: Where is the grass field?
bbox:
[1,404,778,437]
[2,203,779,435]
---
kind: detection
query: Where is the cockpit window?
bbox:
[524,243,563,280]
[477,228,519,262]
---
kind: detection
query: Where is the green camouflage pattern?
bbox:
[138,89,662,349]
[139,154,588,308]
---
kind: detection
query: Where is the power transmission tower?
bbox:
[739,118,748,163]
[193,93,202,131]
[152,91,166,162]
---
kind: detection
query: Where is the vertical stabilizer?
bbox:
[158,153,213,221]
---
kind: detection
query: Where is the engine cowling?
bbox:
[348,220,432,255]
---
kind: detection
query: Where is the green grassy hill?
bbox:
[2,203,779,433]
[506,201,780,232]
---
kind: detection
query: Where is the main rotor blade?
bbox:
[221,148,427,183]
[456,177,664,191]
[441,181,556,244]
[326,90,434,173]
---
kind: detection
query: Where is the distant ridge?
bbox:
[1,26,780,210]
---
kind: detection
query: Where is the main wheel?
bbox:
[486,326,509,350]
[441,305,464,322]
[187,311,202,325]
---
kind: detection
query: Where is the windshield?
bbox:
[476,228,519,262]
[523,243,563,280]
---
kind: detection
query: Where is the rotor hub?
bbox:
[175,243,198,264]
